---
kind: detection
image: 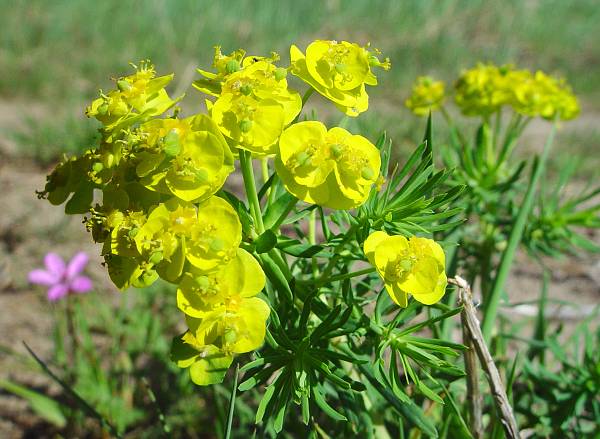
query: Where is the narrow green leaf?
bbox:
[0,379,67,428]
[312,387,347,421]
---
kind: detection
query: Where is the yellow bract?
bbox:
[275,121,381,209]
[178,248,269,354]
[186,196,242,272]
[364,231,447,307]
[86,61,179,134]
[405,76,446,116]
[177,248,266,317]
[290,40,390,117]
[137,115,235,202]
[211,94,285,156]
[195,49,301,156]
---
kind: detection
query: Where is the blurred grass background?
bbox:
[1,0,599,169]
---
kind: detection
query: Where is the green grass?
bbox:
[1,0,599,162]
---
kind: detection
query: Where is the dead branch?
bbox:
[449,276,521,439]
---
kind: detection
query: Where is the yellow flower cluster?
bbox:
[275,121,381,209]
[43,40,391,384]
[454,63,514,116]
[406,63,579,121]
[291,40,390,117]
[455,63,579,119]
[364,231,447,307]
[511,70,579,120]
[195,48,302,156]
[45,62,270,385]
[404,76,446,116]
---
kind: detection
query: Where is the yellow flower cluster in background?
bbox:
[405,63,579,121]
[404,76,445,116]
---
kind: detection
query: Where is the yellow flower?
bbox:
[454,63,513,116]
[290,40,390,117]
[211,94,285,156]
[180,248,269,353]
[177,248,266,318]
[195,50,301,156]
[511,70,579,121]
[405,76,446,116]
[136,115,235,202]
[172,248,269,384]
[186,196,243,272]
[364,231,447,307]
[86,61,179,134]
[193,46,247,96]
[275,121,381,209]
[220,60,302,126]
[134,196,242,274]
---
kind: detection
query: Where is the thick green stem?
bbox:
[239,149,265,234]
[481,123,557,341]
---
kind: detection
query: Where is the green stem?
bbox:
[302,87,314,107]
[481,122,557,341]
[260,158,269,184]
[239,149,265,234]
[291,88,315,124]
[319,223,359,280]
[309,209,318,277]
[224,364,239,439]
[441,106,467,146]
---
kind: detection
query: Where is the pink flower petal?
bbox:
[28,269,59,286]
[66,252,89,280]
[44,253,66,278]
[69,276,93,293]
[47,283,69,301]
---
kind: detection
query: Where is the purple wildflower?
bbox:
[28,252,93,301]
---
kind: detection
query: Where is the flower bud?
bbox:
[223,327,237,345]
[330,143,343,158]
[117,79,132,92]
[296,151,310,166]
[149,251,163,265]
[97,102,109,115]
[226,60,241,74]
[195,275,210,290]
[361,166,374,180]
[210,238,224,252]
[274,67,287,81]
[240,84,253,96]
[335,63,347,74]
[239,119,253,133]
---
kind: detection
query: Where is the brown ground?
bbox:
[0,100,598,437]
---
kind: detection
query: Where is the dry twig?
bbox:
[449,276,521,439]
